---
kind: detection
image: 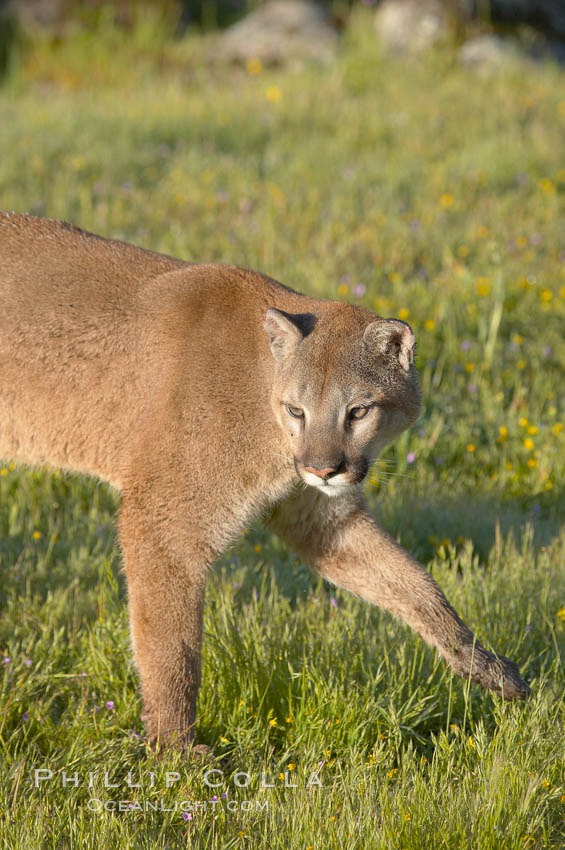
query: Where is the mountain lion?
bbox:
[0,211,530,747]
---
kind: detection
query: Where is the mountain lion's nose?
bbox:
[303,465,338,480]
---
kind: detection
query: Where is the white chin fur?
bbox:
[301,471,356,496]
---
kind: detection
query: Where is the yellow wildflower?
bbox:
[538,178,556,194]
[246,57,262,74]
[524,438,534,450]
[475,277,490,296]
[424,319,435,331]
[466,444,476,452]
[398,308,410,320]
[266,86,281,103]
[440,193,453,208]
[552,423,563,435]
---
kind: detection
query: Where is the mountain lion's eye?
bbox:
[286,404,304,419]
[350,406,370,420]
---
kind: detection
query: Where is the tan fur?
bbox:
[0,211,529,747]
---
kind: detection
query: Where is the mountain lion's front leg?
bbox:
[119,494,209,749]
[268,488,530,699]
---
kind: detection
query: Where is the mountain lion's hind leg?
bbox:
[267,488,530,700]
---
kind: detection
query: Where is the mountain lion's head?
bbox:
[264,303,421,497]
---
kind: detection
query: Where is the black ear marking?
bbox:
[263,309,317,360]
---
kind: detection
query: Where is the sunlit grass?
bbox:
[0,8,564,848]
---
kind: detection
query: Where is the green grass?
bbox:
[1,8,564,848]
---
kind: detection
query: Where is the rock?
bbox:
[210,0,339,66]
[374,0,450,54]
[458,34,521,74]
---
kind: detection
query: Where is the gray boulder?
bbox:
[211,0,339,66]
[374,0,450,54]
[458,34,522,74]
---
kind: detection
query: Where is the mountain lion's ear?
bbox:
[263,309,316,360]
[363,319,416,372]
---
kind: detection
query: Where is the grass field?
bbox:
[0,8,564,848]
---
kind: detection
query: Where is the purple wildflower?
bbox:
[22,712,29,722]
[468,384,478,394]
[353,284,366,298]
[221,792,227,799]
[406,452,416,464]
[24,659,32,667]
[460,340,472,351]
[182,812,192,821]
[330,597,338,609]
[3,657,10,665]
[211,795,218,802]
[105,701,115,711]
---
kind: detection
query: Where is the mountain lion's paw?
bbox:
[480,652,531,700]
